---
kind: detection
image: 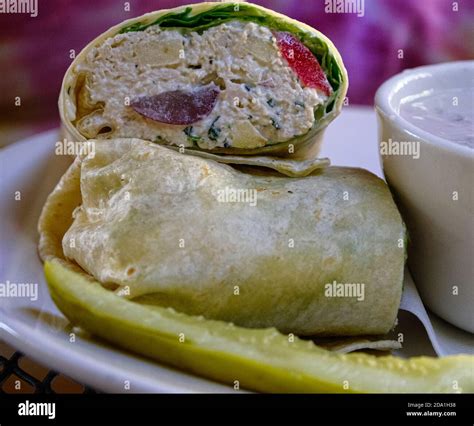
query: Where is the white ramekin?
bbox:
[375,61,474,333]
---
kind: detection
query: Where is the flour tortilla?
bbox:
[39,138,405,337]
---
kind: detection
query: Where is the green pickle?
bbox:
[45,259,474,393]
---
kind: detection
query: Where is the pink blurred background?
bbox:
[0,0,473,145]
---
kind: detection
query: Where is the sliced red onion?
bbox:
[130,84,220,125]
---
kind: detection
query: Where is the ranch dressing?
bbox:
[400,88,474,149]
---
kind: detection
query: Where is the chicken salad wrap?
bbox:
[59,1,347,167]
[39,138,405,337]
[37,138,474,392]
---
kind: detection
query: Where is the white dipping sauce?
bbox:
[400,88,474,149]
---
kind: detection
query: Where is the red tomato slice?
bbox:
[275,32,332,97]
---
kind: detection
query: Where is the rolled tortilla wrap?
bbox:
[39,138,405,336]
[59,1,348,165]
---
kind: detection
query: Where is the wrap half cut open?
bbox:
[39,138,406,337]
[59,1,348,168]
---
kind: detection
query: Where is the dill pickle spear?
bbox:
[44,259,474,393]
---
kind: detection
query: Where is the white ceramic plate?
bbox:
[0,107,467,393]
